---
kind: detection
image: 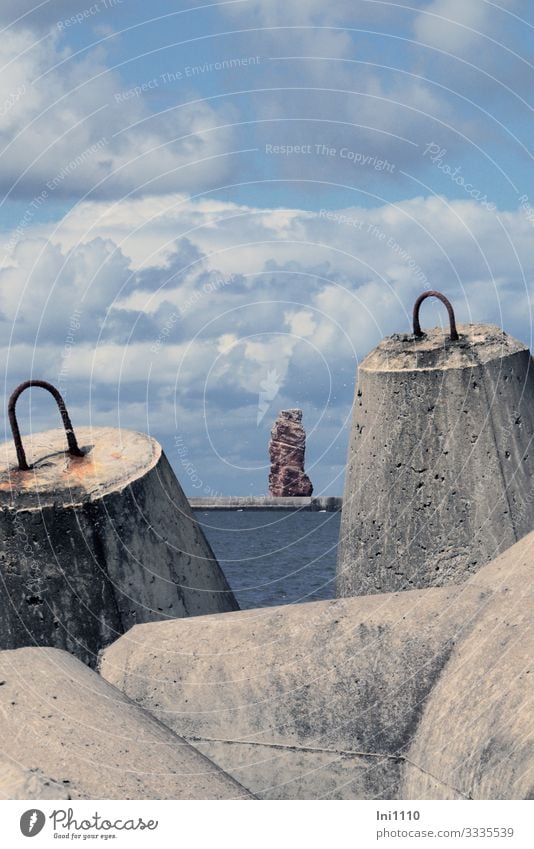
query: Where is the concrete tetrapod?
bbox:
[99,531,533,800]
[0,760,71,800]
[0,647,252,799]
[0,424,237,667]
[401,532,533,799]
[337,306,534,596]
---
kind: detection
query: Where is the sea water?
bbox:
[195,509,340,609]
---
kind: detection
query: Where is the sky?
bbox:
[0,0,533,495]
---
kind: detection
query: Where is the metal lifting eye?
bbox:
[8,380,84,471]
[412,290,459,342]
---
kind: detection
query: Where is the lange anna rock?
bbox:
[268,409,313,497]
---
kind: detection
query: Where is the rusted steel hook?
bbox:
[412,290,459,342]
[8,380,84,471]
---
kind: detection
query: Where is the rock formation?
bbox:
[268,409,313,497]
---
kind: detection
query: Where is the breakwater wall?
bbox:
[189,496,342,511]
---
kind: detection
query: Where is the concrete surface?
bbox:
[401,531,533,800]
[337,324,534,596]
[0,760,70,800]
[0,426,237,667]
[99,531,533,800]
[0,647,252,800]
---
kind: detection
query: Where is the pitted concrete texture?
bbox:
[401,531,533,800]
[99,581,482,798]
[0,426,237,667]
[359,324,526,372]
[337,324,534,596]
[0,760,70,800]
[0,647,252,800]
[99,531,533,800]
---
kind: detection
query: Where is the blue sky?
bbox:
[0,1,533,494]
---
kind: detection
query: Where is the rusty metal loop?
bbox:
[412,290,459,342]
[8,380,84,471]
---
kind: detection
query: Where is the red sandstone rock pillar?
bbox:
[268,409,313,496]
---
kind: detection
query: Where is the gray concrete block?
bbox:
[189,739,400,800]
[0,761,70,800]
[99,531,534,800]
[99,582,484,798]
[0,647,252,799]
[401,531,534,800]
[0,426,237,667]
[337,324,534,596]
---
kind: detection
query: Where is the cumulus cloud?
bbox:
[0,1,92,29]
[222,0,414,26]
[0,28,237,200]
[218,0,530,184]
[414,0,519,54]
[1,191,532,493]
[0,2,531,496]
[0,0,526,213]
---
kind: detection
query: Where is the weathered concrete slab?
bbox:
[401,531,534,800]
[99,582,484,798]
[0,647,252,799]
[189,738,402,800]
[0,761,70,800]
[337,324,534,595]
[100,531,533,800]
[0,426,237,666]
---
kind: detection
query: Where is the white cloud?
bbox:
[1,190,532,492]
[285,309,317,337]
[0,29,237,200]
[222,0,412,26]
[0,1,92,29]
[3,190,533,384]
[414,0,519,54]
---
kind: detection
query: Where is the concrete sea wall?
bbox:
[190,496,342,511]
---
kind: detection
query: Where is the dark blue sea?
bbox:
[195,509,340,609]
